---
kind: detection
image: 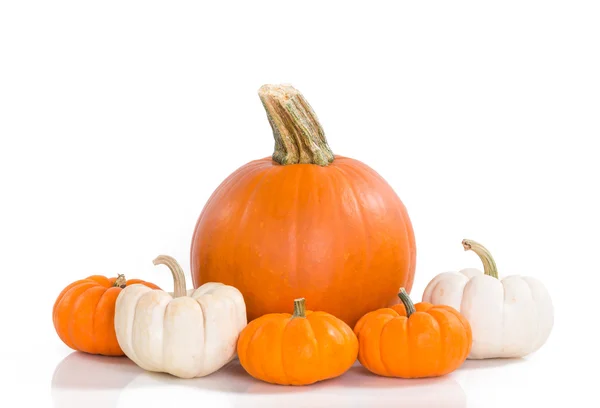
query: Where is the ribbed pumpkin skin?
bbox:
[354,302,472,378]
[191,155,416,327]
[52,276,160,356]
[237,308,358,385]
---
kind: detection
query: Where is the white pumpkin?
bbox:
[422,239,553,360]
[114,255,247,379]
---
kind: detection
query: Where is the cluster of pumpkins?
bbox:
[52,84,554,386]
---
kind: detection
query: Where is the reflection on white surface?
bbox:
[460,357,525,370]
[228,363,467,408]
[52,354,466,408]
[51,351,143,408]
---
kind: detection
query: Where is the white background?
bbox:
[1,1,599,407]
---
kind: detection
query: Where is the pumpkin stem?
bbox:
[398,288,416,317]
[152,255,187,298]
[258,84,334,167]
[292,298,306,318]
[113,274,127,288]
[462,239,499,279]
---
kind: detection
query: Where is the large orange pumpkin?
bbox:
[53,274,160,356]
[190,84,416,327]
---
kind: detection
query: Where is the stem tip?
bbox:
[461,239,499,279]
[462,239,473,251]
[292,297,306,318]
[114,274,127,288]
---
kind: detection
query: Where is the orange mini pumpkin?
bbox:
[53,274,160,356]
[191,84,416,328]
[354,288,472,378]
[237,297,358,386]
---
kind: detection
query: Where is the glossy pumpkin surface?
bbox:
[53,275,160,356]
[237,298,358,385]
[354,290,472,378]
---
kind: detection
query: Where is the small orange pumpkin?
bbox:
[354,288,472,378]
[53,274,160,356]
[237,297,358,385]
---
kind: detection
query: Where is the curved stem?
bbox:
[113,274,126,288]
[462,239,499,279]
[292,298,306,318]
[258,84,334,166]
[398,288,416,317]
[152,255,187,298]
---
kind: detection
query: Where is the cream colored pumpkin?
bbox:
[114,255,247,379]
[422,239,553,360]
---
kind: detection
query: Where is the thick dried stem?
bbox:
[259,84,334,166]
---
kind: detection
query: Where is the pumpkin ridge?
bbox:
[517,277,536,357]
[236,315,265,376]
[162,294,172,375]
[207,161,274,294]
[280,316,297,384]
[352,160,416,292]
[429,307,468,374]
[58,282,98,351]
[406,311,438,377]
[68,285,105,353]
[191,160,271,283]
[248,318,277,383]
[405,311,414,377]
[264,317,291,384]
[129,290,155,370]
[330,163,370,308]
[192,295,209,375]
[267,317,289,385]
[365,312,396,376]
[324,168,349,306]
[451,307,472,370]
[307,318,323,384]
[290,166,324,294]
[432,309,452,375]
[91,286,114,355]
[379,316,398,377]
[230,164,277,295]
[379,314,410,377]
[307,313,348,381]
[53,280,88,326]
[289,164,305,294]
[98,287,124,355]
[522,277,543,354]
[144,292,173,371]
[426,311,443,376]
[86,275,111,286]
[282,314,319,385]
[120,288,138,363]
[189,298,211,378]
[415,302,434,313]
[455,307,473,363]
